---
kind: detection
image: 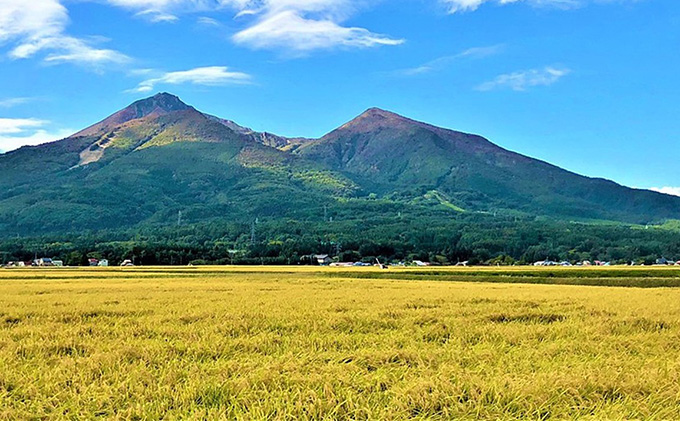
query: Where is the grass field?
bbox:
[1,266,680,419]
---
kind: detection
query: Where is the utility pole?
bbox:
[177,210,182,226]
[323,205,328,222]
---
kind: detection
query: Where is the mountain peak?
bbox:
[359,107,405,120]
[73,92,193,137]
[153,92,177,99]
[128,92,191,117]
[333,107,418,134]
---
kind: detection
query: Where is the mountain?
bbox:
[0,93,355,233]
[296,108,680,221]
[0,93,677,236]
[73,92,193,138]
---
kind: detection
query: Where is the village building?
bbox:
[314,254,332,266]
[36,258,53,267]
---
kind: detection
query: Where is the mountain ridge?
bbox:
[0,92,677,235]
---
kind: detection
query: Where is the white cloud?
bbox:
[0,97,34,108]
[105,0,225,9]
[231,1,404,52]
[458,45,504,58]
[440,0,641,14]
[233,9,403,52]
[650,187,680,197]
[0,118,72,153]
[0,128,73,153]
[128,66,252,93]
[128,68,155,76]
[0,0,643,64]
[393,44,503,77]
[0,118,47,135]
[41,37,130,65]
[0,0,130,67]
[103,0,404,53]
[441,0,583,13]
[196,16,221,26]
[134,9,180,23]
[0,0,67,42]
[476,66,570,91]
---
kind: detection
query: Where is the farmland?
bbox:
[1,266,680,419]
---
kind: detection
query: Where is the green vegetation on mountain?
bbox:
[296,108,680,223]
[1,93,679,264]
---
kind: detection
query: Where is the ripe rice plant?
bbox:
[0,266,679,419]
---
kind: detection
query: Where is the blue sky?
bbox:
[0,0,678,193]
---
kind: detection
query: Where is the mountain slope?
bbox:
[0,94,355,233]
[0,93,677,236]
[296,108,680,222]
[73,92,193,138]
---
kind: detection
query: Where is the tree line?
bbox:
[2,213,680,266]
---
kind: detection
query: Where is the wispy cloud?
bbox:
[0,0,130,67]
[440,0,641,14]
[649,187,680,197]
[103,0,404,54]
[0,0,644,66]
[0,118,47,135]
[0,97,34,108]
[128,66,252,93]
[39,38,130,66]
[476,66,570,91]
[232,9,403,53]
[0,118,72,153]
[392,44,503,77]
[0,128,73,153]
[196,16,221,26]
[134,9,180,23]
[458,45,504,58]
[104,0,185,19]
[441,0,584,14]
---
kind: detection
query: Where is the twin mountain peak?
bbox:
[1,92,677,233]
[75,93,412,142]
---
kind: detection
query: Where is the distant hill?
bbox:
[0,92,677,235]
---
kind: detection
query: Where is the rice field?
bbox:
[1,266,679,419]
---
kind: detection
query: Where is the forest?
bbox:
[3,212,680,266]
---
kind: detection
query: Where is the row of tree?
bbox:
[2,213,680,266]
